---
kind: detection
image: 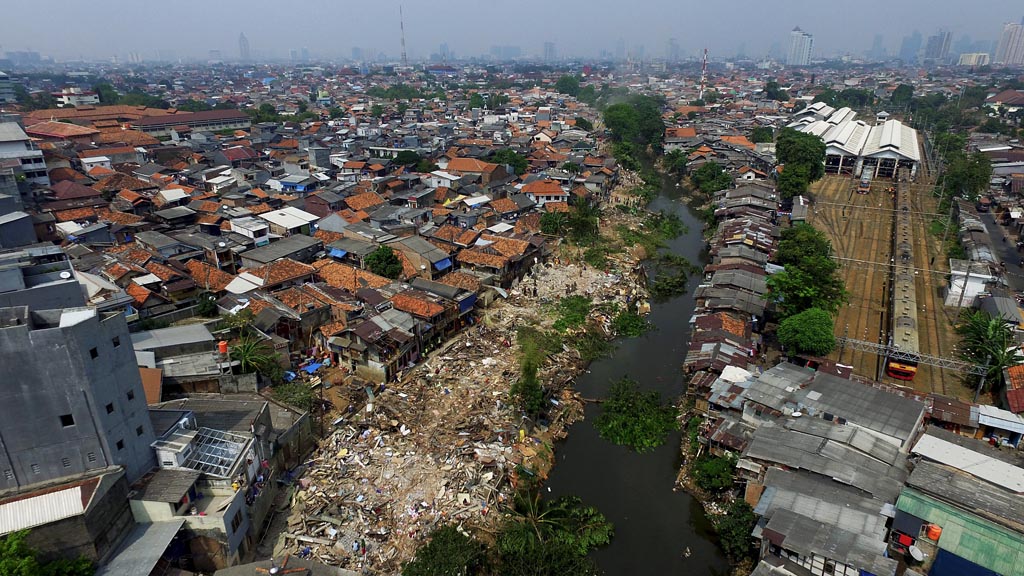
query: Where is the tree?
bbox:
[403,525,488,576]
[750,126,774,143]
[595,377,679,453]
[955,309,1022,393]
[716,500,757,560]
[196,292,219,317]
[566,201,600,245]
[488,148,528,175]
[766,257,846,317]
[778,307,836,356]
[692,454,735,492]
[573,116,593,131]
[177,99,213,112]
[365,245,403,279]
[512,340,545,417]
[497,522,599,576]
[603,103,639,142]
[468,93,485,109]
[92,82,119,104]
[774,223,832,268]
[539,211,569,235]
[0,530,94,576]
[230,335,281,380]
[554,75,580,97]
[776,163,812,200]
[690,161,732,194]
[393,150,422,166]
[329,106,344,119]
[370,103,385,118]
[663,149,688,175]
[776,128,826,181]
[415,159,439,173]
[764,80,789,101]
[891,84,914,107]
[942,151,991,200]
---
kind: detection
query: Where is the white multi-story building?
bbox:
[0,72,15,104]
[51,87,100,108]
[787,27,813,66]
[958,52,991,66]
[0,119,48,186]
[995,21,1024,66]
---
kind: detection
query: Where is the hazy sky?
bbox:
[2,0,1022,62]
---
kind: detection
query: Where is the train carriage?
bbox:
[885,169,919,380]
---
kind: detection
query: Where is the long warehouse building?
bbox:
[788,102,921,179]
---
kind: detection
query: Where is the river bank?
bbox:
[270,205,664,572]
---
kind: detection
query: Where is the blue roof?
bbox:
[434,257,452,271]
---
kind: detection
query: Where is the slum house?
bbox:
[387,235,453,281]
[893,429,1024,576]
[455,234,539,288]
[330,305,419,383]
[238,234,323,268]
[925,393,981,437]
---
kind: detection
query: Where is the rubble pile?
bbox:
[280,230,649,572]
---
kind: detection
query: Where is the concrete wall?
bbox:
[0,276,85,311]
[0,212,35,248]
[0,307,156,489]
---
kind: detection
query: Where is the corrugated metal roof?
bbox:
[0,485,85,534]
[896,488,1024,576]
[912,433,1024,492]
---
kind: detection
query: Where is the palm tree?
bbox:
[504,486,612,556]
[955,309,1022,397]
[230,335,280,379]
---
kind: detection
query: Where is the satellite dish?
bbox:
[218,241,227,248]
[792,411,803,418]
[59,271,72,279]
[908,546,924,561]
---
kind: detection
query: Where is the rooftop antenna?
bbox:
[399,5,408,67]
[698,47,708,101]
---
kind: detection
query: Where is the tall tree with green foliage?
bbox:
[468,93,485,109]
[573,116,593,131]
[690,161,733,194]
[602,95,665,149]
[778,307,836,356]
[774,223,833,267]
[554,75,581,97]
[764,80,789,101]
[716,500,757,560]
[393,150,422,166]
[776,128,826,181]
[512,340,545,417]
[231,335,281,380]
[595,378,679,452]
[955,309,1022,393]
[891,84,914,107]
[365,245,403,279]
[750,126,774,143]
[942,151,992,200]
[177,99,213,112]
[403,525,488,576]
[692,454,736,492]
[488,148,528,175]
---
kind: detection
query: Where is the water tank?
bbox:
[926,524,942,541]
[218,340,229,355]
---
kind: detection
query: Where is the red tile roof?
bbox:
[312,259,390,292]
[241,258,315,286]
[391,292,445,318]
[446,157,499,174]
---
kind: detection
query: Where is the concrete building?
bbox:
[0,118,49,186]
[238,32,250,62]
[995,21,1024,66]
[788,106,921,178]
[130,110,251,137]
[0,245,85,309]
[957,52,991,66]
[923,30,952,64]
[0,72,15,104]
[787,27,813,66]
[52,87,100,108]
[0,306,157,489]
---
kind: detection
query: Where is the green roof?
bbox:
[896,488,1024,576]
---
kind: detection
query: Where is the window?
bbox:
[60,414,75,427]
[231,510,243,533]
[115,440,124,451]
[112,336,120,348]
[87,452,97,463]
[30,464,40,475]
[105,403,114,414]
[136,426,144,436]
[127,390,135,401]
[89,347,98,359]
[61,458,70,468]
[3,470,12,480]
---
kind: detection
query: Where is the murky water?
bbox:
[544,176,730,575]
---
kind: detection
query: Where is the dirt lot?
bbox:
[808,174,969,398]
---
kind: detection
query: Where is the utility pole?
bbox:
[698,48,708,101]
[973,355,992,403]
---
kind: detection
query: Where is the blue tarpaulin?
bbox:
[301,363,322,374]
[283,371,297,382]
[433,258,452,271]
[329,248,348,259]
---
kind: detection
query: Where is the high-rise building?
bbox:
[666,38,681,62]
[543,41,556,62]
[958,53,990,66]
[787,27,813,66]
[923,30,952,64]
[238,32,250,62]
[615,38,626,62]
[995,21,1024,66]
[867,34,886,61]
[0,71,15,104]
[899,30,922,63]
[351,46,363,61]
[439,42,450,62]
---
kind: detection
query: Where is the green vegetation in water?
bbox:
[686,415,702,454]
[610,307,651,338]
[615,210,686,255]
[595,377,679,453]
[648,253,700,300]
[576,330,615,362]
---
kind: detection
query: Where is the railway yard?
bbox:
[807,174,971,399]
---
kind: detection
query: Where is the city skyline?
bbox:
[0,0,1022,63]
